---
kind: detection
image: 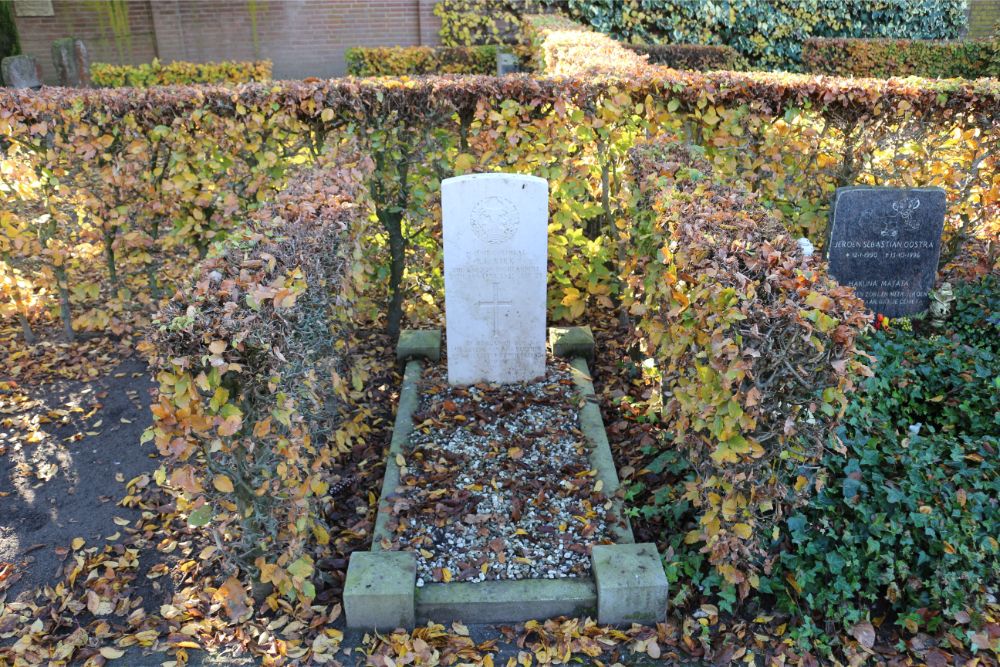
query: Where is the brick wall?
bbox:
[13,1,157,84]
[13,0,443,85]
[968,0,1000,38]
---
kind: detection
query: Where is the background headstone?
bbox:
[827,186,946,317]
[1,55,42,89]
[51,37,89,87]
[442,173,548,385]
[496,51,519,76]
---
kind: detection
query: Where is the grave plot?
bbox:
[344,173,668,629]
[346,328,666,628]
[382,356,623,587]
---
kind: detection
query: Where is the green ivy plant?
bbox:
[772,276,999,639]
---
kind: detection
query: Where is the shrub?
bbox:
[557,0,968,70]
[2,55,996,345]
[625,43,745,71]
[144,153,374,602]
[774,276,1000,631]
[434,0,548,45]
[345,45,499,76]
[0,84,302,342]
[521,12,647,74]
[520,13,999,271]
[90,58,271,87]
[624,138,872,591]
[950,274,1000,354]
[802,38,1000,79]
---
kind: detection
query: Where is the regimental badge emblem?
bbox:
[470,196,518,244]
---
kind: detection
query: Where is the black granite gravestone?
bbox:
[827,186,946,318]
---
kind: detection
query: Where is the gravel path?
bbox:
[384,359,620,586]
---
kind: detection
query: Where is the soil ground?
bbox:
[0,357,157,601]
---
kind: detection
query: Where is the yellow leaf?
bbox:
[804,291,834,312]
[560,286,582,307]
[733,523,752,539]
[99,647,125,659]
[454,153,476,173]
[72,537,85,550]
[213,475,234,493]
[442,567,452,583]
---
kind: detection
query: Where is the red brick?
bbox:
[13,0,443,84]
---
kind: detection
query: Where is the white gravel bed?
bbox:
[383,358,621,585]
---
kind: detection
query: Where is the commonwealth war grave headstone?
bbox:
[442,173,548,385]
[827,186,946,317]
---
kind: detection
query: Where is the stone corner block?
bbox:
[396,329,441,363]
[591,543,668,625]
[549,325,595,359]
[344,550,417,629]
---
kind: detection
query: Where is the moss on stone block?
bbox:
[397,329,441,363]
[591,543,668,625]
[549,325,594,359]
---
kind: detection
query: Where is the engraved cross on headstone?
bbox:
[477,283,512,336]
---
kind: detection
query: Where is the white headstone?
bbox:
[442,173,548,385]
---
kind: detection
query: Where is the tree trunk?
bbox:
[11,289,35,345]
[104,228,118,285]
[385,209,405,339]
[55,266,74,341]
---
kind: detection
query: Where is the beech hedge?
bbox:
[2,54,997,347]
[625,43,745,71]
[345,45,500,76]
[802,38,1000,79]
[144,152,374,602]
[521,13,999,273]
[624,138,872,588]
[90,58,272,87]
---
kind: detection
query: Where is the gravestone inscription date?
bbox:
[827,186,946,318]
